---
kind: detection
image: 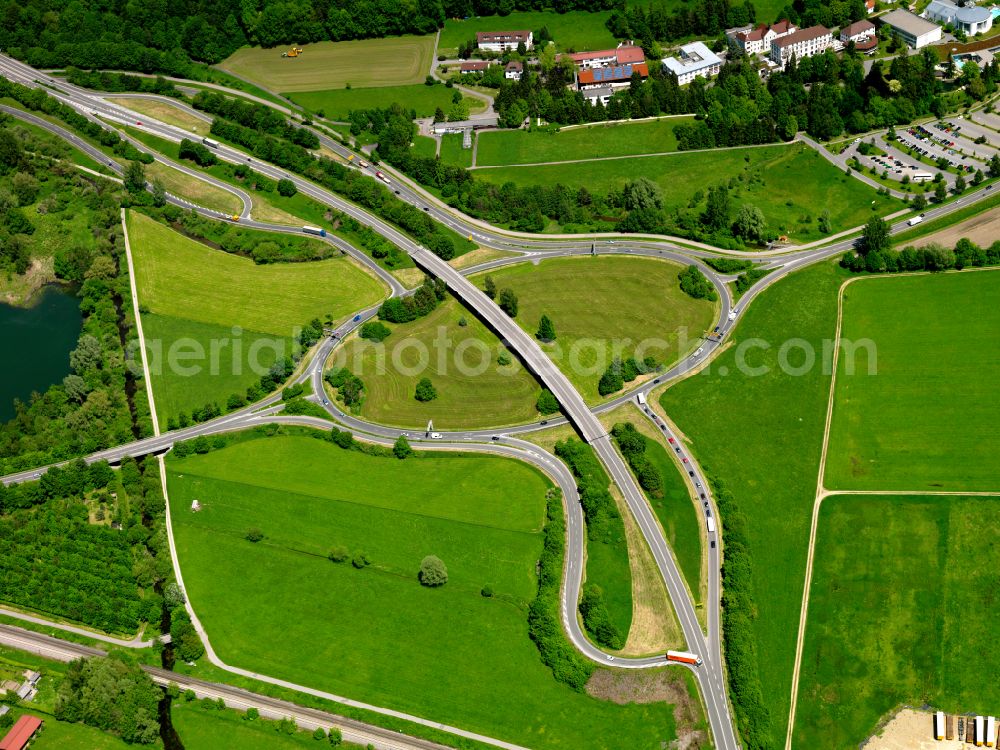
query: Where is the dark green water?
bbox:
[0,285,82,422]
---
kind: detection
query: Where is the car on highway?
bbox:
[136,120,142,126]
[695,480,702,488]
[688,470,695,477]
[668,437,675,443]
[691,348,704,357]
[711,540,716,549]
[353,314,361,322]
[682,457,688,463]
[430,432,442,439]
[540,420,548,425]
[653,378,660,384]
[675,446,681,453]
[491,435,500,441]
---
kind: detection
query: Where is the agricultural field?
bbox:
[127,212,385,425]
[332,296,542,428]
[660,260,848,745]
[438,11,617,55]
[112,96,209,135]
[474,143,902,244]
[793,495,1000,748]
[219,37,434,92]
[474,118,695,167]
[289,84,473,120]
[826,270,1000,491]
[167,432,691,749]
[471,256,717,402]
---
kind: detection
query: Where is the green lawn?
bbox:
[412,134,437,159]
[475,118,695,167]
[438,11,617,54]
[289,85,469,120]
[219,37,435,92]
[5,710,136,750]
[827,270,1000,491]
[474,143,902,243]
[127,212,385,425]
[794,495,1000,747]
[173,701,352,749]
[334,296,542,429]
[659,260,848,746]
[167,433,687,749]
[440,132,473,168]
[471,256,717,402]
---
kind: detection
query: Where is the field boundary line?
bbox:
[121,208,160,437]
[822,489,1000,497]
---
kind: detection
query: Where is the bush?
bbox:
[313,727,327,740]
[393,435,413,459]
[245,528,264,542]
[678,265,718,301]
[328,545,349,562]
[352,551,371,568]
[578,584,623,649]
[536,389,560,414]
[359,321,391,342]
[418,555,448,586]
[277,178,298,197]
[597,359,624,396]
[481,584,494,597]
[414,378,437,402]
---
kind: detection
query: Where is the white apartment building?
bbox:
[770,24,833,67]
[661,41,723,85]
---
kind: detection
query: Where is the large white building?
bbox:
[769,25,833,67]
[879,9,943,48]
[661,41,723,85]
[476,30,533,52]
[840,18,877,50]
[924,0,993,35]
[733,20,797,55]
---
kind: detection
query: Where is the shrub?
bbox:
[277,178,298,197]
[481,584,494,597]
[352,551,371,568]
[678,265,718,301]
[359,321,391,342]
[245,528,264,542]
[393,435,413,459]
[578,584,623,649]
[536,389,560,414]
[414,378,437,402]
[328,545,349,562]
[418,555,448,586]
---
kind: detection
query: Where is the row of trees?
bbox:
[611,422,664,497]
[193,92,319,149]
[849,217,1000,274]
[65,68,182,98]
[379,276,448,323]
[606,0,761,53]
[597,356,657,396]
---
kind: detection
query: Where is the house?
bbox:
[769,25,833,67]
[562,43,645,69]
[0,715,43,750]
[459,61,489,74]
[841,18,877,50]
[504,60,523,80]
[734,20,797,55]
[865,0,876,13]
[924,0,993,35]
[577,62,649,89]
[661,41,723,85]
[878,9,942,48]
[582,86,614,106]
[476,31,533,52]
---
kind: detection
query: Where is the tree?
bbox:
[418,555,448,586]
[861,216,890,255]
[414,378,437,402]
[536,314,556,342]
[359,321,391,342]
[329,727,343,745]
[150,178,167,207]
[11,172,39,205]
[483,275,497,299]
[923,242,955,270]
[314,728,327,740]
[70,334,102,375]
[911,193,927,211]
[277,178,297,197]
[536,389,559,414]
[328,545,349,562]
[124,160,146,194]
[393,435,413,459]
[934,180,948,203]
[733,204,767,242]
[990,154,1000,179]
[622,177,663,211]
[498,287,518,317]
[953,173,966,194]
[245,528,264,542]
[598,360,624,396]
[702,184,731,232]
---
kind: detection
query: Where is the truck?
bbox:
[947,714,954,741]
[202,137,220,148]
[935,711,945,741]
[908,214,924,226]
[636,392,647,406]
[706,516,716,534]
[375,170,390,184]
[977,716,985,746]
[302,225,327,237]
[666,650,702,666]
[988,716,996,747]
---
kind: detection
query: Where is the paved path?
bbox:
[0,607,158,648]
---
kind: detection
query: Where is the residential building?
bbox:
[661,41,723,85]
[878,9,942,48]
[578,62,649,89]
[476,31,533,52]
[0,715,43,750]
[733,20,797,55]
[459,61,488,74]
[562,43,645,69]
[770,24,833,67]
[504,61,523,80]
[924,0,993,35]
[841,18,877,50]
[582,86,614,106]
[865,0,876,13]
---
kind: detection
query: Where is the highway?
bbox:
[1,53,997,750]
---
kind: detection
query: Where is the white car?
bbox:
[430,432,442,439]
[692,348,704,358]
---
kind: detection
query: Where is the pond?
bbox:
[0,284,81,423]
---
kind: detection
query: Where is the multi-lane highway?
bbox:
[1,52,996,750]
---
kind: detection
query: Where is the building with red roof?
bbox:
[733,20,798,54]
[562,43,645,69]
[0,715,43,750]
[577,62,648,89]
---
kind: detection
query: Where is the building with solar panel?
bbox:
[661,42,723,85]
[577,62,649,90]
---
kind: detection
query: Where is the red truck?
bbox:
[666,650,703,666]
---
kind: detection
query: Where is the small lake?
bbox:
[0,285,82,423]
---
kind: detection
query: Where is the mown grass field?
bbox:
[794,495,1000,747]
[219,37,435,92]
[333,296,542,428]
[440,132,473,167]
[475,118,695,167]
[173,701,346,749]
[471,256,717,402]
[127,212,384,424]
[826,270,1000,491]
[5,709,133,749]
[289,84,468,120]
[114,97,209,135]
[474,143,902,243]
[438,11,617,54]
[167,433,685,749]
[144,161,243,216]
[660,261,849,745]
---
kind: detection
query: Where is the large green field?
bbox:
[173,701,346,749]
[471,256,717,402]
[794,495,1000,747]
[440,132,473,168]
[333,296,542,428]
[128,212,385,425]
[219,37,434,92]
[660,261,848,745]
[5,710,134,750]
[474,143,902,243]
[167,433,690,749]
[438,11,617,54]
[475,118,695,167]
[290,84,474,120]
[826,270,1000,491]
